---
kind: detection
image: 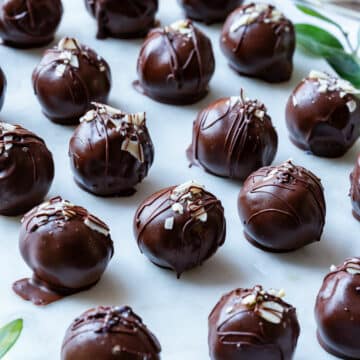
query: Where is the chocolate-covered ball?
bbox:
[178,0,244,24]
[85,0,158,39]
[13,197,114,305]
[315,258,360,359]
[220,3,295,83]
[0,0,63,48]
[0,66,6,111]
[32,37,112,125]
[350,154,360,221]
[286,70,360,158]
[188,90,278,181]
[209,285,300,360]
[69,103,154,197]
[0,122,54,216]
[61,306,161,360]
[134,20,215,105]
[134,181,226,277]
[238,160,326,252]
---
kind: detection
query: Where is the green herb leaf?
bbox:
[0,319,23,359]
[296,4,342,31]
[295,23,344,54]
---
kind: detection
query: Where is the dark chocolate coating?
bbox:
[209,285,300,360]
[238,160,326,252]
[85,0,158,39]
[13,197,114,305]
[69,103,154,197]
[315,258,360,359]
[0,122,54,216]
[286,71,360,158]
[32,37,112,125]
[178,0,244,24]
[350,154,360,221]
[0,0,63,48]
[134,181,226,276]
[188,90,278,181]
[0,66,6,111]
[61,306,161,360]
[134,20,215,105]
[220,3,295,83]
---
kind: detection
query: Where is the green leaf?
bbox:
[295,23,344,55]
[0,319,23,359]
[296,4,342,31]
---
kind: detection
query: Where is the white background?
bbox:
[0,1,359,359]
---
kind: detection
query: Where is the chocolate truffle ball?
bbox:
[0,122,54,216]
[134,180,226,277]
[61,306,161,360]
[188,89,278,181]
[0,0,63,48]
[13,197,114,305]
[178,0,244,24]
[69,103,154,197]
[85,0,158,39]
[0,66,6,111]
[209,285,300,360]
[32,37,112,125]
[350,154,360,221]
[238,160,326,252]
[220,3,295,83]
[315,258,360,359]
[134,19,215,105]
[286,70,360,158]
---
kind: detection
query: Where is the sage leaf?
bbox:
[0,319,23,359]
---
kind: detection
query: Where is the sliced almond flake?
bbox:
[262,301,284,313]
[168,20,191,35]
[121,140,144,162]
[171,203,184,214]
[347,100,357,113]
[258,308,282,324]
[254,109,265,119]
[55,64,67,77]
[84,217,109,236]
[277,289,286,298]
[58,37,79,51]
[0,122,16,132]
[242,294,257,306]
[124,112,145,127]
[4,135,13,151]
[330,264,337,272]
[195,210,208,222]
[170,180,204,200]
[70,54,79,68]
[164,217,174,230]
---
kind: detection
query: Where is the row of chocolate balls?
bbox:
[0,0,246,47]
[47,258,360,359]
[0,2,300,125]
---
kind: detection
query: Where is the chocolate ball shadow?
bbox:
[269,232,351,270]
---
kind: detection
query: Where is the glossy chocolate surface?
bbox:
[315,258,360,359]
[134,180,226,277]
[0,0,63,48]
[220,3,295,83]
[209,285,300,360]
[178,0,244,24]
[134,20,215,105]
[32,37,111,125]
[0,66,6,110]
[13,197,114,305]
[238,160,326,252]
[69,103,154,197]
[188,90,278,181]
[85,0,158,39]
[0,122,54,216]
[61,306,161,360]
[350,154,360,221]
[286,70,360,158]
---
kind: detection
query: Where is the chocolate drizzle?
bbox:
[188,89,278,180]
[0,0,63,48]
[85,0,158,39]
[69,103,154,196]
[315,257,360,359]
[208,285,300,360]
[220,3,295,83]
[61,306,161,359]
[13,196,113,305]
[0,122,54,216]
[134,181,226,276]
[350,153,360,221]
[238,160,326,252]
[32,37,111,125]
[134,19,215,105]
